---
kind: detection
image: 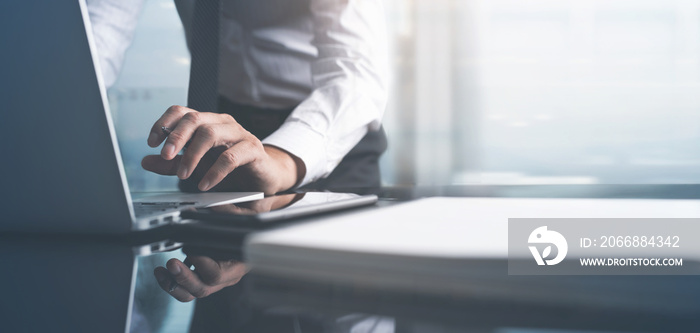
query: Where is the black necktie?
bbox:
[187,0,221,113]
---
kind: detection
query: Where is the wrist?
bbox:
[263,145,306,193]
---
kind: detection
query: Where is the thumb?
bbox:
[142,155,182,175]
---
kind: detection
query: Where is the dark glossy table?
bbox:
[2,185,700,333]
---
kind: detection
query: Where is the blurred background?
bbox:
[111,1,700,331]
[108,0,700,191]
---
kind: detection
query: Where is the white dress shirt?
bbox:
[86,0,389,186]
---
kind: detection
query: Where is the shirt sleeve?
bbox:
[261,0,390,187]
[85,0,144,88]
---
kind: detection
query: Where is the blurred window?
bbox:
[112,0,700,191]
[382,0,700,185]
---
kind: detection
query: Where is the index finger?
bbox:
[154,266,196,302]
[148,105,191,147]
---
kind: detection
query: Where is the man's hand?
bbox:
[154,256,248,302]
[141,105,304,195]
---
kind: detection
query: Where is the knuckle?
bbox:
[220,150,239,168]
[174,274,191,286]
[182,111,201,124]
[220,113,236,123]
[190,287,209,298]
[242,138,264,160]
[167,131,188,144]
[198,125,217,140]
[247,138,263,151]
[167,105,186,115]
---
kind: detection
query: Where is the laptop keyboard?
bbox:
[133,201,196,216]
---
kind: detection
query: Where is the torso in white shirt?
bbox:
[176,0,315,109]
[88,0,389,185]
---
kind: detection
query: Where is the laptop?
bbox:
[0,0,262,233]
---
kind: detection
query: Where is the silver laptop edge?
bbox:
[79,0,138,225]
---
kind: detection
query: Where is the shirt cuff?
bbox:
[262,120,327,187]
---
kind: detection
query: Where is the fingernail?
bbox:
[148,132,157,145]
[199,180,210,192]
[163,143,175,158]
[168,262,181,275]
[178,167,188,179]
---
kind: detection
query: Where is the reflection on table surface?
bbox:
[2,185,700,333]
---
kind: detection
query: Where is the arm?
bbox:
[142,0,388,194]
[261,0,390,186]
[85,0,144,88]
